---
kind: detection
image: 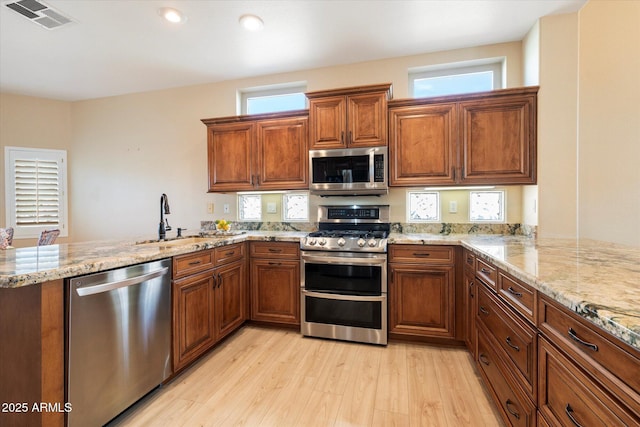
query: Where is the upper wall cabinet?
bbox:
[202,110,309,192]
[306,83,392,149]
[389,87,538,186]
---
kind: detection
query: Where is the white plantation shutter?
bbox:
[5,147,68,238]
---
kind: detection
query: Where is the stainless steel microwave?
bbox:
[309,146,388,196]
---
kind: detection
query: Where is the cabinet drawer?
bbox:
[463,249,476,272]
[538,336,638,427]
[250,241,300,259]
[476,258,497,290]
[173,250,215,278]
[538,295,640,414]
[389,245,454,264]
[214,243,245,266]
[498,272,537,324]
[477,328,536,427]
[478,284,537,399]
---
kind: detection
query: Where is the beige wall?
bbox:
[577,0,640,246]
[0,93,73,246]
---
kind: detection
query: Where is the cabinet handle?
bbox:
[268,248,282,253]
[567,328,599,352]
[505,336,520,352]
[340,131,344,144]
[565,404,584,427]
[466,256,473,264]
[479,353,490,366]
[348,130,352,145]
[212,273,217,288]
[217,273,222,288]
[452,167,456,182]
[412,252,430,257]
[225,251,235,256]
[468,281,474,298]
[507,286,523,298]
[268,262,282,266]
[188,260,202,266]
[480,268,491,274]
[479,306,489,316]
[505,399,520,420]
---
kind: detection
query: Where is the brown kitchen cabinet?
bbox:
[462,249,477,357]
[202,111,308,192]
[250,241,300,325]
[389,102,457,185]
[388,86,537,187]
[388,245,457,341]
[172,243,247,372]
[306,83,392,149]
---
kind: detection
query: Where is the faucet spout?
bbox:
[159,193,171,240]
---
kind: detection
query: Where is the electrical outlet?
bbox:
[267,202,277,214]
[207,203,214,214]
[223,203,230,214]
[449,201,458,213]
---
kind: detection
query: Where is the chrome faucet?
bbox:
[159,193,172,240]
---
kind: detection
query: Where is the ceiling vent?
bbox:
[4,0,74,29]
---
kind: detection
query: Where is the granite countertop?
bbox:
[1,231,638,351]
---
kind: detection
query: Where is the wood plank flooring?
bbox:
[110,326,503,427]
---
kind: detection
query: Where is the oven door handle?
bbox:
[301,254,387,266]
[302,289,385,302]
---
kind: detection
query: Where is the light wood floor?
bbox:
[110,326,503,427]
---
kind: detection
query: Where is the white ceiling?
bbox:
[0,0,586,102]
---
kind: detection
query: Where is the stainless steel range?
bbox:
[300,205,390,345]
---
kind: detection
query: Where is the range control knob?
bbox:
[337,237,346,247]
[367,238,377,247]
[357,238,366,247]
[307,237,317,246]
[318,238,327,246]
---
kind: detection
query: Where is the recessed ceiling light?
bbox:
[158,7,185,24]
[239,14,264,31]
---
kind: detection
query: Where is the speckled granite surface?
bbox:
[1,232,638,350]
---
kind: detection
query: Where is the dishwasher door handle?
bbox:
[75,267,169,296]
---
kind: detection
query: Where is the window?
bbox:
[239,83,307,115]
[238,194,262,221]
[407,191,440,222]
[282,193,309,221]
[409,59,503,98]
[469,191,505,222]
[4,147,68,239]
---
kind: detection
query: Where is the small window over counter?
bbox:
[282,193,309,221]
[238,194,262,221]
[469,190,505,222]
[407,191,440,222]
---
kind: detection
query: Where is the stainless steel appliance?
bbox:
[301,205,390,345]
[66,259,172,427]
[309,146,388,196]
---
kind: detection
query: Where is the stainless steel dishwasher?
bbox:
[66,258,172,427]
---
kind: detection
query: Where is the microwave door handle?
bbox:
[302,290,385,302]
[369,151,375,183]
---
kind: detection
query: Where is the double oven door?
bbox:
[301,250,387,345]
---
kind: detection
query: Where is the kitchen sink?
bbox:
[135,236,215,248]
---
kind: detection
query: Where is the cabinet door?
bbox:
[250,258,300,325]
[207,122,255,191]
[309,96,346,149]
[389,103,456,186]
[214,260,246,341]
[347,92,388,147]
[173,272,215,371]
[257,117,308,190]
[459,93,536,184]
[389,264,455,339]
[463,268,477,358]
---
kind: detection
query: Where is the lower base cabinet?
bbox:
[250,242,300,325]
[172,244,246,372]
